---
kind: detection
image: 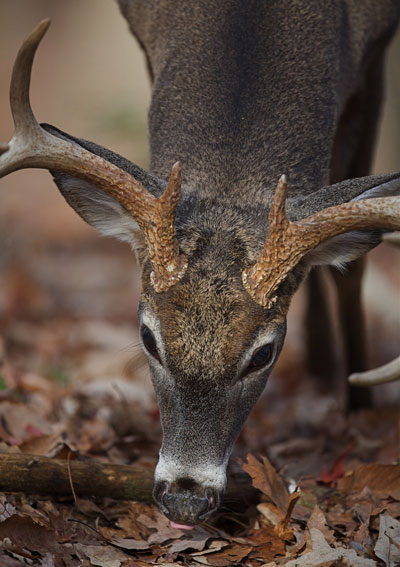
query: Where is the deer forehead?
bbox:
[141,273,283,377]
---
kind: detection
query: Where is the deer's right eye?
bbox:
[141,325,162,363]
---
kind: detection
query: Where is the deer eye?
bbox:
[141,325,161,363]
[247,344,274,373]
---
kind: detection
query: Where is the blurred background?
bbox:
[0,1,399,410]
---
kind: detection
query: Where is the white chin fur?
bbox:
[155,453,227,491]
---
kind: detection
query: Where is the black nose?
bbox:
[153,479,220,525]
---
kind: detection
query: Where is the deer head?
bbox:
[1,21,400,526]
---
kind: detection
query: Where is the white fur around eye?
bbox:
[241,328,278,370]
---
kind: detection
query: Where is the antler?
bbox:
[348,356,400,386]
[0,20,187,292]
[347,230,400,387]
[243,176,400,308]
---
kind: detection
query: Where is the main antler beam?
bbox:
[0,20,187,292]
[243,176,400,308]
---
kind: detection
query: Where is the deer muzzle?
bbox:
[153,455,226,525]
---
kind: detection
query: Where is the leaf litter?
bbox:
[0,226,399,565]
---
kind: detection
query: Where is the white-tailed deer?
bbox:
[1,2,400,527]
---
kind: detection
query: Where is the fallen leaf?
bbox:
[110,537,150,550]
[74,543,128,567]
[307,505,335,544]
[205,543,253,566]
[374,513,400,567]
[242,454,289,513]
[246,527,285,563]
[257,501,283,526]
[285,528,377,567]
[275,490,301,542]
[136,512,186,544]
[190,540,229,556]
[338,464,400,500]
[19,430,68,457]
[317,443,354,486]
[168,528,211,554]
[0,515,61,554]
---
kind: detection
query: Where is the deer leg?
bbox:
[324,48,387,411]
[304,267,339,390]
[330,258,372,409]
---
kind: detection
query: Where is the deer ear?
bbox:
[41,124,165,256]
[300,173,400,269]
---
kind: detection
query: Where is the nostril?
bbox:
[205,487,218,511]
[153,481,170,514]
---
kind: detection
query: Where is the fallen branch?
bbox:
[0,453,258,508]
[0,453,154,501]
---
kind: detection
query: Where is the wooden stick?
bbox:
[0,453,154,501]
[0,453,258,507]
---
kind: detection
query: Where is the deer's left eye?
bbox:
[247,344,274,373]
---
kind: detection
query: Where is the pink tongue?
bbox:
[170,521,194,530]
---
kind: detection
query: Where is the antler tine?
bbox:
[149,162,188,292]
[0,21,187,292]
[0,19,48,175]
[243,177,400,308]
[349,355,400,386]
[348,230,400,386]
[10,19,50,137]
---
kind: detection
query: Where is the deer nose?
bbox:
[153,479,220,525]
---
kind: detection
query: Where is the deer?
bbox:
[1,1,400,528]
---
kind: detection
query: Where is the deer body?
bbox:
[1,2,400,526]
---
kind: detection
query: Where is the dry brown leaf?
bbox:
[205,543,253,566]
[344,486,383,526]
[242,454,289,513]
[136,512,186,544]
[246,526,285,563]
[114,502,156,540]
[0,515,61,554]
[307,505,335,544]
[257,501,284,526]
[275,490,301,542]
[338,464,400,500]
[19,430,68,457]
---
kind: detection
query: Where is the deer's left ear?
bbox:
[296,172,400,268]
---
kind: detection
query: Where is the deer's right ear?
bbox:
[299,172,400,269]
[41,124,165,259]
